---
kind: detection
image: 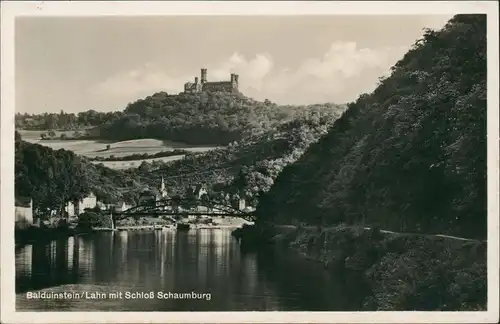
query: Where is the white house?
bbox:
[236,198,246,211]
[115,201,132,212]
[15,200,33,229]
[65,192,97,218]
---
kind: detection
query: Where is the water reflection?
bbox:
[16,237,85,293]
[16,229,355,311]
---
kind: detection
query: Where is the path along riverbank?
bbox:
[94,224,245,231]
[234,223,487,311]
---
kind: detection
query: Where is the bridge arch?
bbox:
[112,198,255,222]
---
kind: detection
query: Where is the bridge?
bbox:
[111,198,255,223]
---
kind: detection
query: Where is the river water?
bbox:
[15,228,359,311]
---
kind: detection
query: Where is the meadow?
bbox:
[18,130,219,169]
[91,155,187,169]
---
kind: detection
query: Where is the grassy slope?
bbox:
[20,133,217,157]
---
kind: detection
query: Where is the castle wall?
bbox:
[183,69,239,94]
[202,81,237,93]
[184,82,202,94]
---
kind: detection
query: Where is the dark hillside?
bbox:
[257,15,487,239]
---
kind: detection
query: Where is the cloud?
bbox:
[257,41,409,104]
[90,64,183,99]
[203,52,274,91]
[90,41,409,107]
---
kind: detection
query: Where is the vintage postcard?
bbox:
[1,1,499,323]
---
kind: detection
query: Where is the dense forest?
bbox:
[16,92,344,145]
[256,15,487,239]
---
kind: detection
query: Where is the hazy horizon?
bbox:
[16,15,453,114]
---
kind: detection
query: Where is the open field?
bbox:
[18,130,220,168]
[18,129,85,141]
[91,155,187,169]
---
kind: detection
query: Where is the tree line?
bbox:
[15,110,122,131]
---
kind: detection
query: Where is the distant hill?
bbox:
[16,92,346,146]
[256,14,487,240]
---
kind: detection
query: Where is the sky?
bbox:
[15,15,453,114]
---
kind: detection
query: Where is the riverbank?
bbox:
[236,223,487,311]
[95,224,246,231]
[116,216,253,228]
[15,226,91,247]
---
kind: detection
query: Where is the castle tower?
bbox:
[233,74,239,91]
[201,68,207,84]
[230,73,239,92]
[194,77,199,84]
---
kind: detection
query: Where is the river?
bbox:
[15,228,360,311]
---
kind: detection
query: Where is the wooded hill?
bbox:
[16,92,344,146]
[256,14,487,239]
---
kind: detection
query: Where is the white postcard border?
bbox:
[1,1,498,323]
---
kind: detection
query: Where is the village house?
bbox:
[15,199,34,229]
[187,183,209,200]
[65,192,97,218]
[233,197,246,211]
[137,177,169,209]
[96,201,132,213]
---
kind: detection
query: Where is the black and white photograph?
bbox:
[1,1,498,323]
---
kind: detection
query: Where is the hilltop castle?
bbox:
[184,68,239,94]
